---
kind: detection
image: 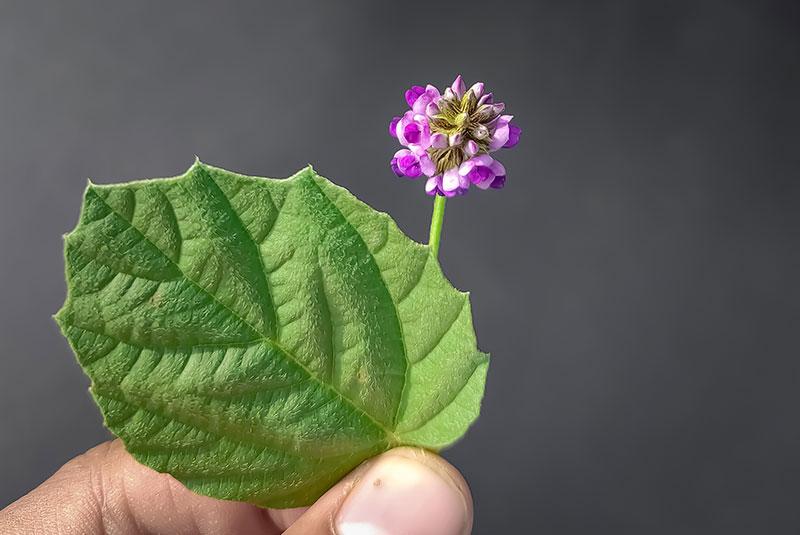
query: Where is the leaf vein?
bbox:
[85,177,398,444]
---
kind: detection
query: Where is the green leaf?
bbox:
[56,161,488,507]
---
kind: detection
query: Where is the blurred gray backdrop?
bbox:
[1,0,798,533]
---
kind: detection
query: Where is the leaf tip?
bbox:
[190,156,206,173]
[285,165,317,183]
[52,307,68,330]
[299,164,316,181]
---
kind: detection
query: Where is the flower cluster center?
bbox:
[427,90,499,174]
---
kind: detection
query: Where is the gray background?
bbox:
[1,0,798,533]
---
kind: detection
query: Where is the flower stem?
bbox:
[428,194,447,258]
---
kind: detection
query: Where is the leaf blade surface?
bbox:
[57,162,488,506]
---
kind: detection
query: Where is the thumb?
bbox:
[283,447,473,535]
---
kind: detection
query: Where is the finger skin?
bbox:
[286,447,474,535]
[0,440,279,535]
[269,506,309,531]
[0,441,473,535]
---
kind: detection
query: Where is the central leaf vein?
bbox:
[88,179,401,446]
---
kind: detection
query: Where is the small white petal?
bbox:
[442,168,461,191]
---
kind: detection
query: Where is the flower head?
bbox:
[388,75,520,196]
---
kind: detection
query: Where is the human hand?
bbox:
[0,440,473,534]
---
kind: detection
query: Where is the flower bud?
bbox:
[471,125,489,140]
[477,92,493,106]
[490,102,505,115]
[430,132,448,149]
[468,82,484,99]
[451,74,466,99]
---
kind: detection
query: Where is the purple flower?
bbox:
[395,111,431,152]
[425,174,468,197]
[468,82,484,99]
[425,101,440,117]
[389,75,519,196]
[459,154,506,190]
[442,167,469,193]
[391,149,434,179]
[489,115,515,151]
[505,123,521,148]
[406,84,441,115]
[405,86,425,108]
[451,75,466,99]
[490,174,506,189]
[425,175,444,196]
[430,132,448,149]
[389,116,401,138]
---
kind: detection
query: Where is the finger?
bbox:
[282,447,473,535]
[267,506,308,531]
[0,440,279,535]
